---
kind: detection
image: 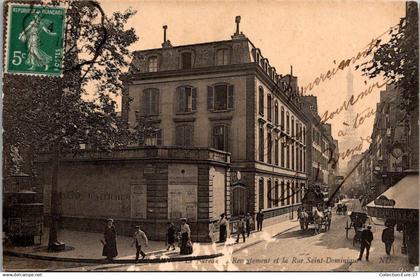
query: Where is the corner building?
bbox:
[123,26,308,229]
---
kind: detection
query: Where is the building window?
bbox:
[259,86,264,116]
[291,182,295,205]
[281,107,285,131]
[286,182,290,205]
[145,129,162,146]
[177,86,197,113]
[213,125,229,151]
[280,181,285,206]
[275,138,279,165]
[267,179,272,209]
[259,178,264,210]
[281,141,285,167]
[259,123,264,162]
[267,131,272,164]
[175,125,193,147]
[142,88,159,115]
[303,151,306,172]
[291,116,295,137]
[303,127,306,144]
[274,180,279,207]
[216,48,230,65]
[207,84,234,111]
[291,144,295,170]
[299,123,303,142]
[267,94,272,121]
[286,144,290,169]
[181,52,192,69]
[286,112,290,134]
[275,102,279,126]
[147,56,158,72]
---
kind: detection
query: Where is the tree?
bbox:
[357,3,418,116]
[3,0,138,248]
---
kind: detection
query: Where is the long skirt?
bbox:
[180,233,191,255]
[219,225,227,242]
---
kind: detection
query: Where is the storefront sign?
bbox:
[367,207,418,222]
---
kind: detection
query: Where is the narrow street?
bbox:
[6,199,411,272]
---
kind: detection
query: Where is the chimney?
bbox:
[231,15,246,40]
[162,25,173,48]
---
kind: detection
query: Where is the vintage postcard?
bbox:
[2,0,419,274]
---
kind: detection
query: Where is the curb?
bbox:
[3,250,223,264]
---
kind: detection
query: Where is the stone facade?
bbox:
[36,147,230,242]
[124,32,309,227]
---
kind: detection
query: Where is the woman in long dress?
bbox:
[218,213,227,242]
[102,219,118,261]
[179,218,192,255]
[18,14,57,70]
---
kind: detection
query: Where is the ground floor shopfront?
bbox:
[367,173,419,265]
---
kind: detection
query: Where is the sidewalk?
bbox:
[4,214,299,264]
[347,217,415,272]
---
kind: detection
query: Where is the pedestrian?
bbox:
[358,225,373,261]
[256,209,264,232]
[179,218,193,255]
[132,225,148,261]
[245,212,253,237]
[235,215,246,243]
[218,213,228,243]
[382,225,395,255]
[166,222,176,251]
[102,219,118,261]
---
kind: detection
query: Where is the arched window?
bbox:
[267,94,272,121]
[176,86,197,113]
[207,83,234,111]
[258,122,264,162]
[275,138,279,166]
[291,116,295,137]
[259,86,264,115]
[281,107,285,131]
[274,101,279,126]
[267,131,272,164]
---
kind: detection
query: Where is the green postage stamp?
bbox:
[5,3,66,76]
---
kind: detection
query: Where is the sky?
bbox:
[100,0,406,164]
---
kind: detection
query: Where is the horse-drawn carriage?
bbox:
[298,184,332,234]
[345,211,369,246]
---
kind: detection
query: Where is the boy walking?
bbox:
[132,226,148,261]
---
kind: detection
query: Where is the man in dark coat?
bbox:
[382,226,395,255]
[235,215,246,243]
[358,225,373,261]
[102,219,118,261]
[166,222,176,251]
[256,209,264,232]
[218,213,228,243]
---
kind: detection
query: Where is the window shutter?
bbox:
[157,129,162,145]
[177,87,185,113]
[192,88,197,111]
[228,85,234,109]
[207,86,214,110]
[175,126,183,146]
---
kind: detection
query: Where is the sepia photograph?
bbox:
[1,0,419,273]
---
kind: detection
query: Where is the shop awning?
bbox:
[367,174,419,221]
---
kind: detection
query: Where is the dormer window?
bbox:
[216,48,230,65]
[147,56,158,72]
[181,52,192,69]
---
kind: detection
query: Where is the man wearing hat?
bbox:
[358,225,373,261]
[132,225,148,261]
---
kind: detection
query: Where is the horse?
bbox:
[299,211,309,230]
